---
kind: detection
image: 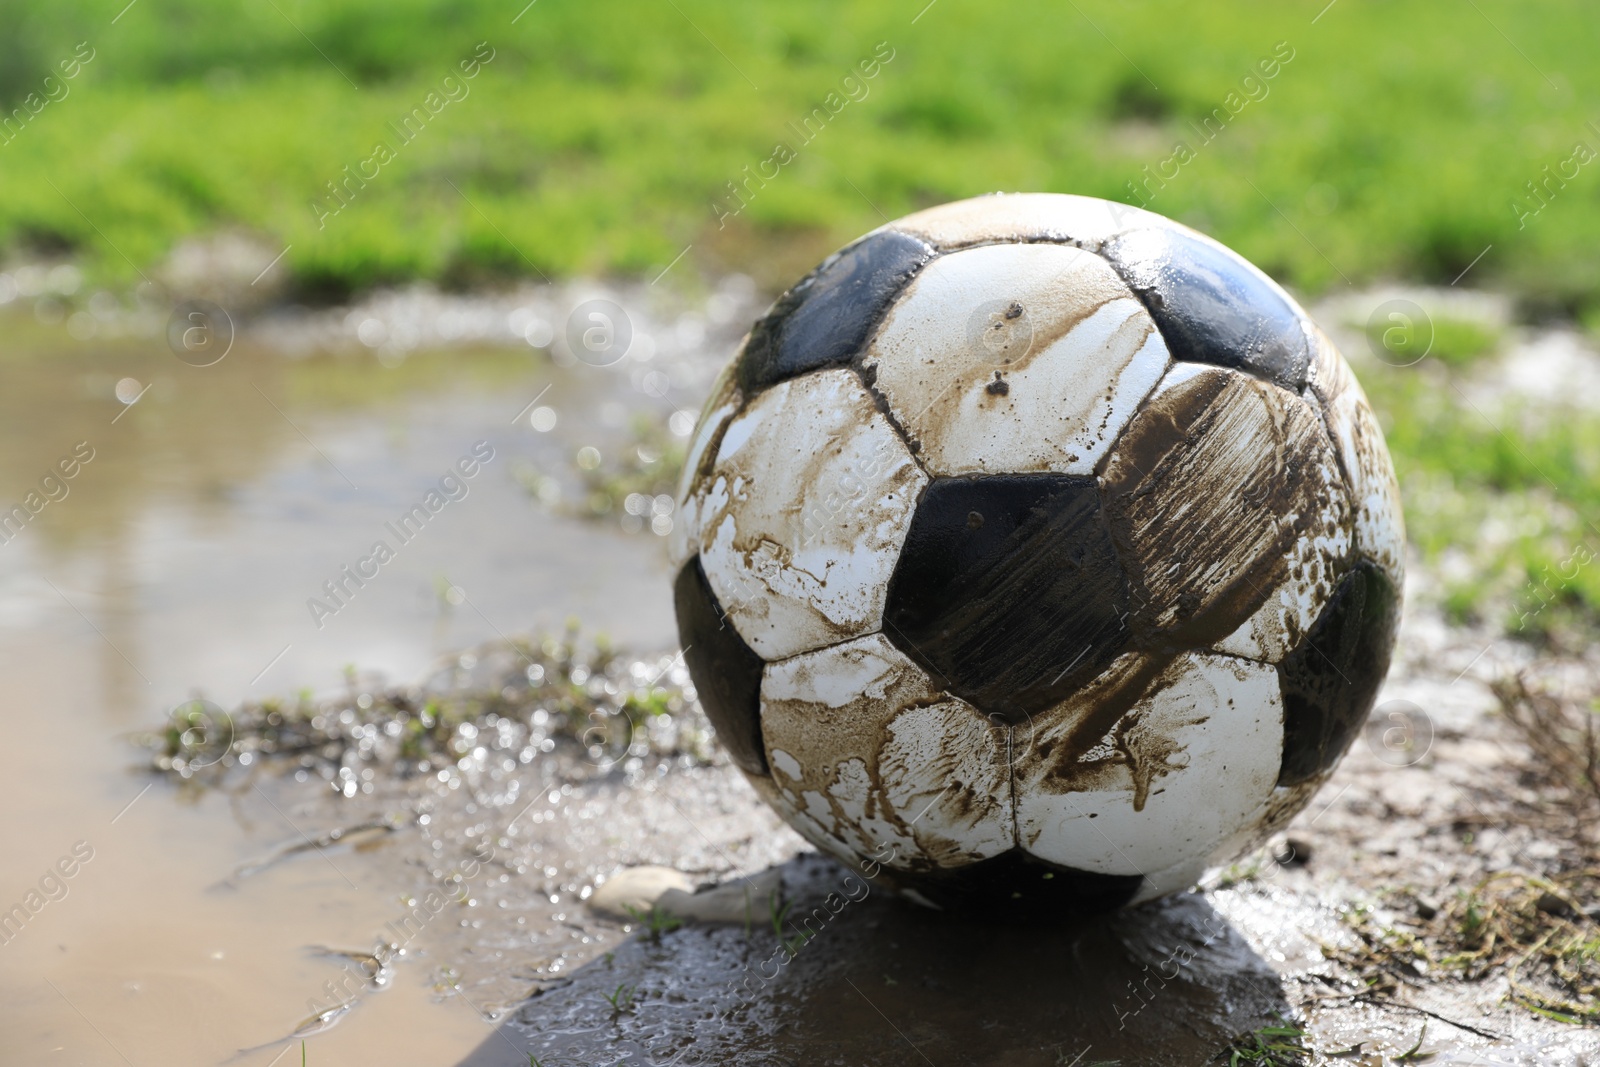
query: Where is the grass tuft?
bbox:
[601,982,636,1014]
[769,892,812,956]
[136,625,711,791]
[622,904,682,942]
[1217,1019,1312,1066]
[1328,870,1600,1025]
[1492,670,1600,818]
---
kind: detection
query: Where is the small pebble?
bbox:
[1535,891,1574,918]
[588,866,692,920]
[657,868,783,924]
[587,865,783,924]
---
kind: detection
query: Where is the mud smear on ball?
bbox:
[1100,364,1348,653]
[1025,650,1191,787]
[759,635,1014,872]
[866,244,1166,477]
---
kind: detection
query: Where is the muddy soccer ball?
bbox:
[670,193,1404,917]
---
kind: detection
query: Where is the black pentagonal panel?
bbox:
[673,558,769,777]
[883,475,1133,725]
[1277,560,1401,786]
[907,848,1144,921]
[735,230,935,393]
[1100,228,1310,391]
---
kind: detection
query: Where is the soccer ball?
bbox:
[670,193,1403,917]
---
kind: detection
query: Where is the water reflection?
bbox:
[0,305,717,1066]
[0,321,687,718]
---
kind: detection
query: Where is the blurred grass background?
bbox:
[3,0,1600,639]
[1,0,1598,308]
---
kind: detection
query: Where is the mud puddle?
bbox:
[0,277,759,1066]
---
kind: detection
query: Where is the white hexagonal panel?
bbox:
[886,192,1166,250]
[1209,766,1334,872]
[761,634,1014,869]
[1013,650,1283,877]
[864,243,1169,477]
[695,369,927,661]
[670,362,742,567]
[1214,522,1351,665]
[1309,331,1406,591]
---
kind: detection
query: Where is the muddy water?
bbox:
[0,302,726,1065]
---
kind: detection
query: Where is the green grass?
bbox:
[1427,317,1504,368]
[621,904,682,942]
[1218,1021,1312,1066]
[1366,313,1505,368]
[769,893,812,956]
[601,982,636,1014]
[1359,355,1600,637]
[3,0,1600,303]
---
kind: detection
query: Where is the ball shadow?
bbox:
[459,852,1290,1067]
